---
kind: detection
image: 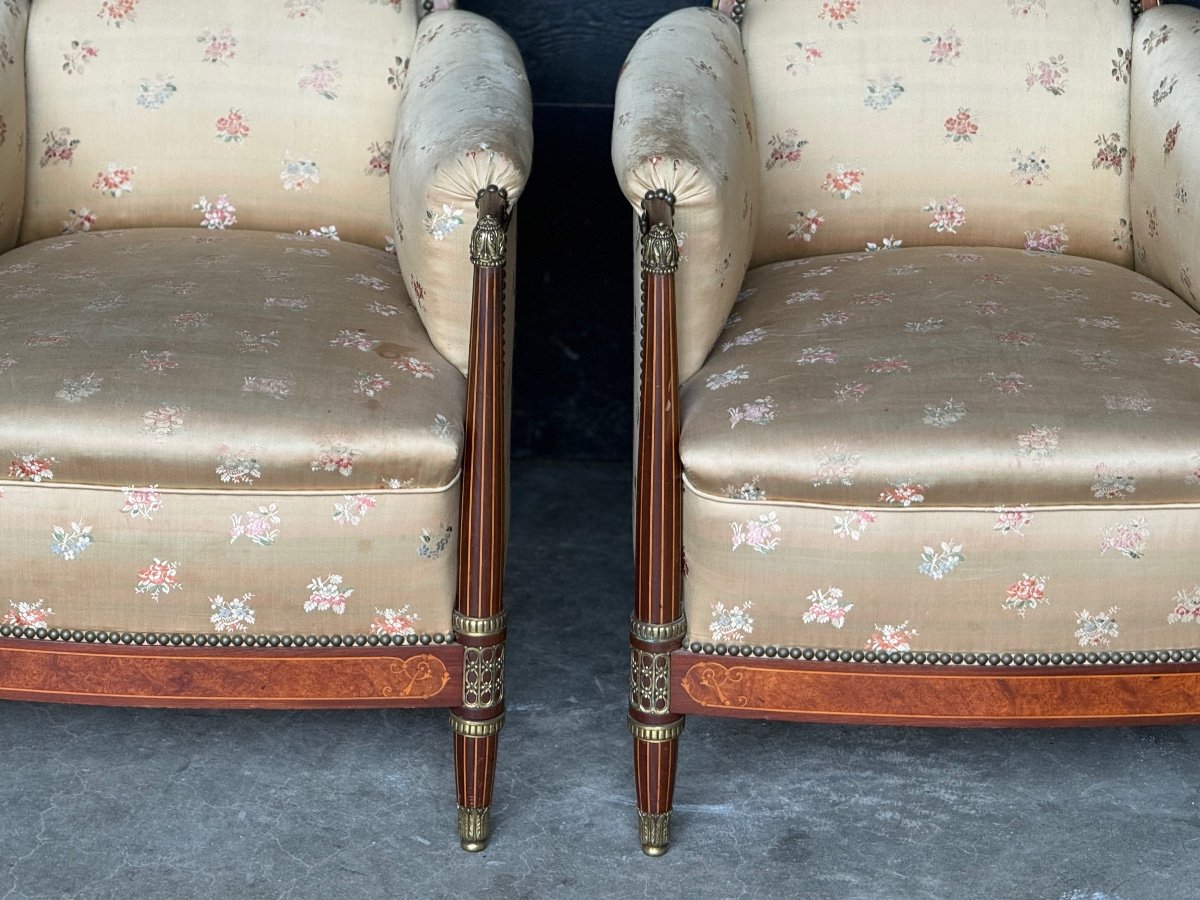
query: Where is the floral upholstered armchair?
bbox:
[614,0,1200,855]
[0,0,530,851]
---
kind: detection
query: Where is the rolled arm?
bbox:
[0,0,29,253]
[390,9,533,375]
[1131,5,1200,308]
[612,7,759,384]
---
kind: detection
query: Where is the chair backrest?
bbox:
[18,0,433,249]
[740,0,1134,268]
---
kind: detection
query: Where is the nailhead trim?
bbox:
[0,625,455,648]
[687,641,1198,667]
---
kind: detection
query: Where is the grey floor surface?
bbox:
[3,462,1200,900]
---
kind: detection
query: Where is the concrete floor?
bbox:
[3,462,1200,899]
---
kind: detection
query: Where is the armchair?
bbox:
[615,0,1200,855]
[0,0,531,851]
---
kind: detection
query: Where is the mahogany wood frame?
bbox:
[0,189,513,852]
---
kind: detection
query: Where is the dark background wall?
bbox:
[462,0,1200,462]
[464,0,693,462]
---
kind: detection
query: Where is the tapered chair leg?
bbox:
[633,719,684,855]
[452,711,504,851]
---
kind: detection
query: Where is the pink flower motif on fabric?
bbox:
[818,0,859,28]
[879,481,925,507]
[25,333,70,348]
[136,350,178,374]
[2,600,54,628]
[1004,575,1048,618]
[1025,55,1068,95]
[352,373,391,397]
[722,328,768,352]
[922,399,965,428]
[365,140,392,177]
[985,372,1031,395]
[299,60,341,100]
[330,329,379,351]
[210,594,256,633]
[135,558,180,600]
[1092,133,1128,175]
[709,601,754,643]
[1168,588,1200,625]
[725,478,765,501]
[834,382,871,402]
[730,512,781,555]
[63,40,100,75]
[8,454,56,482]
[993,506,1033,536]
[194,195,236,229]
[198,27,237,64]
[285,0,324,17]
[62,208,97,234]
[168,311,211,329]
[866,621,917,653]
[92,164,135,198]
[1074,607,1119,647]
[311,437,359,477]
[822,165,864,199]
[98,0,139,27]
[797,346,838,366]
[392,357,436,379]
[786,42,823,74]
[866,357,908,375]
[1101,516,1148,559]
[41,127,80,168]
[1010,148,1050,187]
[833,509,875,541]
[1024,224,1068,253]
[944,108,978,142]
[334,494,376,526]
[230,504,280,547]
[765,130,808,170]
[728,397,776,428]
[371,606,421,636]
[215,109,250,143]
[120,485,163,520]
[922,28,962,65]
[923,197,966,234]
[803,587,853,628]
[305,575,352,614]
[1007,0,1046,17]
[855,292,893,307]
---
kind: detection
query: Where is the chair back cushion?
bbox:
[743,0,1134,267]
[19,0,421,248]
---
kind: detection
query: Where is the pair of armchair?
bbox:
[0,0,528,851]
[617,0,1200,856]
[2,0,1199,858]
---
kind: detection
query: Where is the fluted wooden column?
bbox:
[631,192,686,856]
[452,186,509,852]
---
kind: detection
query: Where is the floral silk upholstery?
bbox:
[613,8,760,384]
[682,246,1200,655]
[0,230,463,637]
[744,0,1133,268]
[0,1,534,643]
[0,0,27,252]
[1131,5,1200,310]
[20,0,422,249]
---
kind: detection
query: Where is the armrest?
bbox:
[0,1,29,253]
[390,9,532,376]
[612,7,759,384]
[1131,5,1200,308]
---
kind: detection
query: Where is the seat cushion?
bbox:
[0,229,463,638]
[680,246,1200,656]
